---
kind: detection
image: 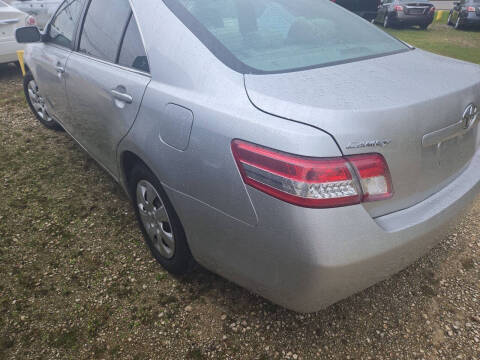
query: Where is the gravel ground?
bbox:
[0,64,479,360]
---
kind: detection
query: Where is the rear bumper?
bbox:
[168,149,480,312]
[0,40,23,64]
[462,13,480,26]
[393,12,434,25]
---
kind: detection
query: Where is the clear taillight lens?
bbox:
[25,16,36,26]
[232,140,393,208]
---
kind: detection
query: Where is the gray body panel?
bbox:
[27,43,70,121]
[64,52,150,176]
[21,0,480,312]
[244,49,480,217]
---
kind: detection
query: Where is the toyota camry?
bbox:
[15,0,480,312]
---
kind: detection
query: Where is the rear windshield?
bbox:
[163,0,408,74]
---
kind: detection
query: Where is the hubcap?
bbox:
[136,180,175,259]
[27,80,53,123]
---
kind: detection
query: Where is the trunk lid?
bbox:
[0,2,24,41]
[402,2,433,15]
[244,49,480,217]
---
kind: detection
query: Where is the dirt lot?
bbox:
[0,64,479,360]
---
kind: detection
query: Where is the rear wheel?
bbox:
[447,12,453,25]
[23,72,62,131]
[129,163,195,275]
[419,23,429,30]
[383,14,390,28]
[454,16,462,29]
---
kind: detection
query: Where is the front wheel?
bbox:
[129,163,195,275]
[23,72,62,131]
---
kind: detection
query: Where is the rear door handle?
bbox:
[111,89,133,104]
[55,66,65,74]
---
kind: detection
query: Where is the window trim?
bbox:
[72,0,150,75]
[162,0,411,75]
[45,0,88,50]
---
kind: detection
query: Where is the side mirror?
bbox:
[15,26,42,43]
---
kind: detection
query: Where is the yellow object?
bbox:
[436,10,445,22]
[17,50,26,76]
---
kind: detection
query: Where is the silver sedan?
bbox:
[16,0,480,312]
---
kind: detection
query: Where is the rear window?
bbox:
[164,0,408,74]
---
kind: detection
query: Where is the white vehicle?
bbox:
[9,0,59,29]
[0,0,34,64]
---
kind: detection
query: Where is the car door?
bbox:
[32,0,86,123]
[64,0,150,177]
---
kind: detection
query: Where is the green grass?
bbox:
[381,19,480,64]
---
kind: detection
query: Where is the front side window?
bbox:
[48,0,86,48]
[78,0,131,62]
[164,0,408,74]
[118,15,150,73]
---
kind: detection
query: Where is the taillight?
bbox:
[429,6,436,13]
[25,15,36,26]
[394,5,404,12]
[231,140,393,208]
[467,6,476,12]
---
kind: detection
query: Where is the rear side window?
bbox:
[48,0,86,48]
[78,0,131,62]
[118,15,150,73]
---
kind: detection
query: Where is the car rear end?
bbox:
[145,0,480,312]
[0,0,34,64]
[9,0,60,29]
[240,48,480,311]
[462,3,480,27]
[392,1,435,26]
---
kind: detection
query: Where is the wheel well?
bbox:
[121,151,149,190]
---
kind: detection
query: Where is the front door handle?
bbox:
[111,89,133,104]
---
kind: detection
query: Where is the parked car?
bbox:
[0,0,34,65]
[16,0,480,312]
[331,0,380,21]
[448,0,480,29]
[374,0,435,29]
[10,0,60,29]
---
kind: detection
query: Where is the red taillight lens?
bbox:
[467,6,476,12]
[429,6,436,13]
[348,154,393,202]
[232,140,393,208]
[25,15,36,26]
[394,5,404,11]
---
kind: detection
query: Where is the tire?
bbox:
[24,72,62,131]
[420,23,429,30]
[454,16,462,30]
[383,14,390,28]
[447,13,453,26]
[129,163,195,275]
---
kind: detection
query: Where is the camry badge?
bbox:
[346,139,392,150]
